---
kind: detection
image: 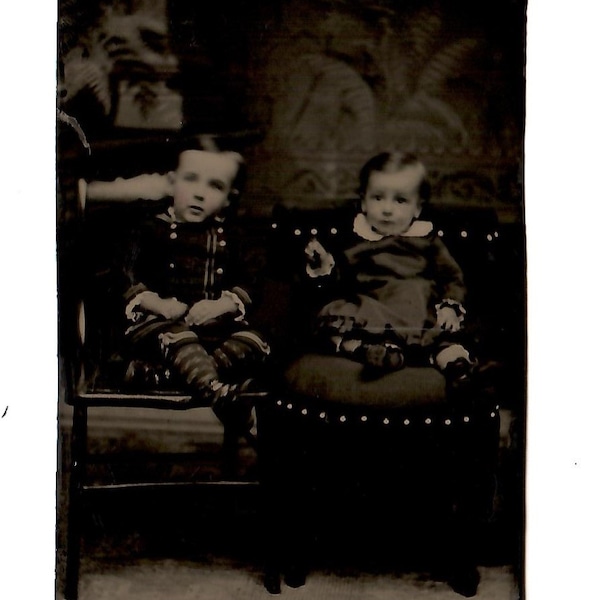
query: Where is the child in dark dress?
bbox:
[305,151,475,382]
[123,142,270,433]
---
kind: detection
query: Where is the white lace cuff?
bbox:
[435,298,466,324]
[125,291,159,322]
[306,253,335,278]
[222,290,246,321]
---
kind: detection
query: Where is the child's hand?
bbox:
[305,239,329,268]
[159,298,189,320]
[139,293,188,320]
[184,296,237,326]
[305,239,335,277]
[436,306,461,332]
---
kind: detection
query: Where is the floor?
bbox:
[55,479,522,600]
[74,557,518,600]
[55,409,523,600]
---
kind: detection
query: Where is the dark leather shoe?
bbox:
[264,569,281,595]
[283,564,307,588]
[448,565,481,597]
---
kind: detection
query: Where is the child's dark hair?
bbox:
[358,152,431,202]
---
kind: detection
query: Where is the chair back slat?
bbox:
[73,175,173,393]
[78,173,170,210]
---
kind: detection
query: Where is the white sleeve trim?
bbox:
[221,290,246,321]
[306,253,335,278]
[435,298,466,324]
[125,291,159,322]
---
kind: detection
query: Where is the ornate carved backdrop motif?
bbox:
[58,0,182,133]
[58,0,524,215]
[246,0,524,212]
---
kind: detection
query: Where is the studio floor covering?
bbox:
[75,557,518,600]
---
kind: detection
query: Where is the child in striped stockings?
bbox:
[123,142,270,434]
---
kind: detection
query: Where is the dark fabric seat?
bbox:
[284,354,446,409]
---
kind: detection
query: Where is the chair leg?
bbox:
[258,409,311,593]
[221,425,238,480]
[64,404,87,600]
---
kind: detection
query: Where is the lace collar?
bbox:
[353,213,433,241]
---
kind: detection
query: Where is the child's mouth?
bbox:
[188,206,204,215]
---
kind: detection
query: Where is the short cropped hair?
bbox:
[358,152,431,202]
[172,134,247,198]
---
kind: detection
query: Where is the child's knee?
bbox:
[158,329,199,356]
[213,330,271,373]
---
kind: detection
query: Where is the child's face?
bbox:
[361,166,423,236]
[169,151,239,223]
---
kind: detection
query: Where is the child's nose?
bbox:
[381,198,393,214]
[194,185,207,200]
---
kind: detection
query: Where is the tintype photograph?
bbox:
[56,1,526,598]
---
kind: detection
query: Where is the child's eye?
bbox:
[394,196,408,204]
[210,180,226,191]
[183,173,198,182]
[370,194,383,201]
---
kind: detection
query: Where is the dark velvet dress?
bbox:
[315,215,466,349]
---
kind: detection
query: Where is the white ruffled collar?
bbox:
[353,213,433,241]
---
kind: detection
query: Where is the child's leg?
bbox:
[158,329,222,403]
[160,329,255,434]
[315,316,406,372]
[212,329,271,380]
[210,330,271,434]
[123,321,179,387]
[335,335,405,372]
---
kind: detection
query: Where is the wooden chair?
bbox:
[257,201,513,597]
[60,174,265,600]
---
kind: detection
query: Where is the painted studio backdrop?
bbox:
[58,0,524,217]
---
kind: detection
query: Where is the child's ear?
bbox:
[166,171,176,191]
[227,188,240,205]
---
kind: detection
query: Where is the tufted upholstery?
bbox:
[284,354,446,409]
[258,200,507,595]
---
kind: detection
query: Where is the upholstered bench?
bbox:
[257,201,507,597]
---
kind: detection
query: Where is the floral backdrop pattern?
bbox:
[58,0,525,216]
